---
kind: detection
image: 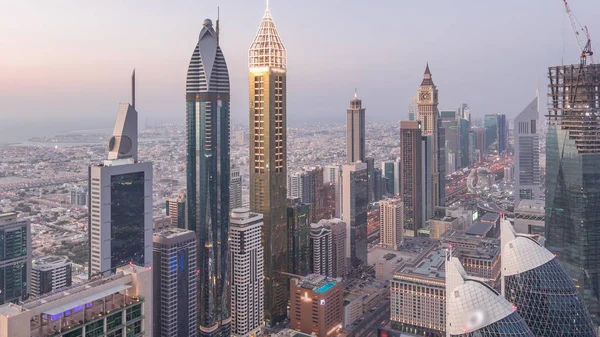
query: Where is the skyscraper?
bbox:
[287,199,312,276]
[230,166,243,210]
[309,222,332,277]
[185,18,231,336]
[501,219,595,336]
[153,228,198,337]
[546,63,600,323]
[0,213,30,304]
[315,218,347,278]
[89,72,152,278]
[446,254,534,337]
[400,121,423,237]
[421,134,433,222]
[230,209,264,337]
[31,256,72,297]
[166,191,186,229]
[347,90,366,163]
[381,160,400,196]
[248,3,288,325]
[417,64,442,210]
[337,162,368,267]
[513,95,540,202]
[379,198,403,250]
[484,114,499,151]
[441,110,459,174]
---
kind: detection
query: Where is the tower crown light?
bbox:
[249,2,287,69]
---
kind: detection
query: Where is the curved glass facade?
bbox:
[450,312,534,337]
[504,258,595,336]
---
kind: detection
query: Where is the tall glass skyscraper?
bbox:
[248,3,288,326]
[501,219,595,336]
[185,18,231,337]
[546,63,600,324]
[513,95,540,202]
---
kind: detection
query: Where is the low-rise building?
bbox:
[0,264,152,337]
[290,274,343,337]
[513,199,544,234]
[31,255,72,297]
[390,246,446,337]
[441,230,501,288]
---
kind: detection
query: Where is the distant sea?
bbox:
[0,117,114,144]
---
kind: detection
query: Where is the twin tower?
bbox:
[184,3,288,336]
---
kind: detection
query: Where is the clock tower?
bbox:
[417,63,442,219]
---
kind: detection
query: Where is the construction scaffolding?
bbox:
[548,63,600,153]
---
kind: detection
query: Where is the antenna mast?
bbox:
[131,69,136,110]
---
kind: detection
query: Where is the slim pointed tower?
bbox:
[347,90,365,163]
[417,64,443,219]
[248,2,288,326]
[185,18,231,337]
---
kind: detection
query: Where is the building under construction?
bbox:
[545,62,600,325]
[548,63,600,153]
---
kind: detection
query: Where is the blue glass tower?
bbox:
[185,18,231,337]
[546,63,600,323]
[502,219,595,336]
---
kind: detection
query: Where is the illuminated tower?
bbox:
[417,64,442,216]
[248,2,288,326]
[185,18,231,336]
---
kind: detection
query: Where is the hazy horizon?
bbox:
[2,0,599,135]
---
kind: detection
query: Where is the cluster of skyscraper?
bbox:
[2,2,600,337]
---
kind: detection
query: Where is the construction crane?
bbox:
[562,0,594,65]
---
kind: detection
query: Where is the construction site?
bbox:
[547,0,600,154]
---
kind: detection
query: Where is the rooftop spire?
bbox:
[421,62,434,86]
[354,88,357,99]
[249,1,286,69]
[131,69,136,110]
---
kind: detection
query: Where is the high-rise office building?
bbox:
[70,186,88,206]
[400,121,423,237]
[458,116,470,169]
[347,90,366,163]
[0,264,152,337]
[379,198,403,250]
[230,166,243,210]
[546,63,600,322]
[314,218,347,278]
[89,72,152,277]
[248,3,288,325]
[230,209,264,337]
[186,18,231,336]
[445,254,534,337]
[416,64,442,210]
[0,213,30,305]
[484,114,499,151]
[472,126,486,160]
[166,191,186,229]
[153,228,197,337]
[514,95,540,202]
[287,170,313,203]
[501,219,595,336]
[31,255,72,297]
[381,160,400,196]
[287,199,311,276]
[498,113,507,154]
[289,275,343,337]
[309,222,332,277]
[421,134,434,222]
[441,111,459,174]
[337,162,368,267]
[307,166,326,223]
[373,168,384,201]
